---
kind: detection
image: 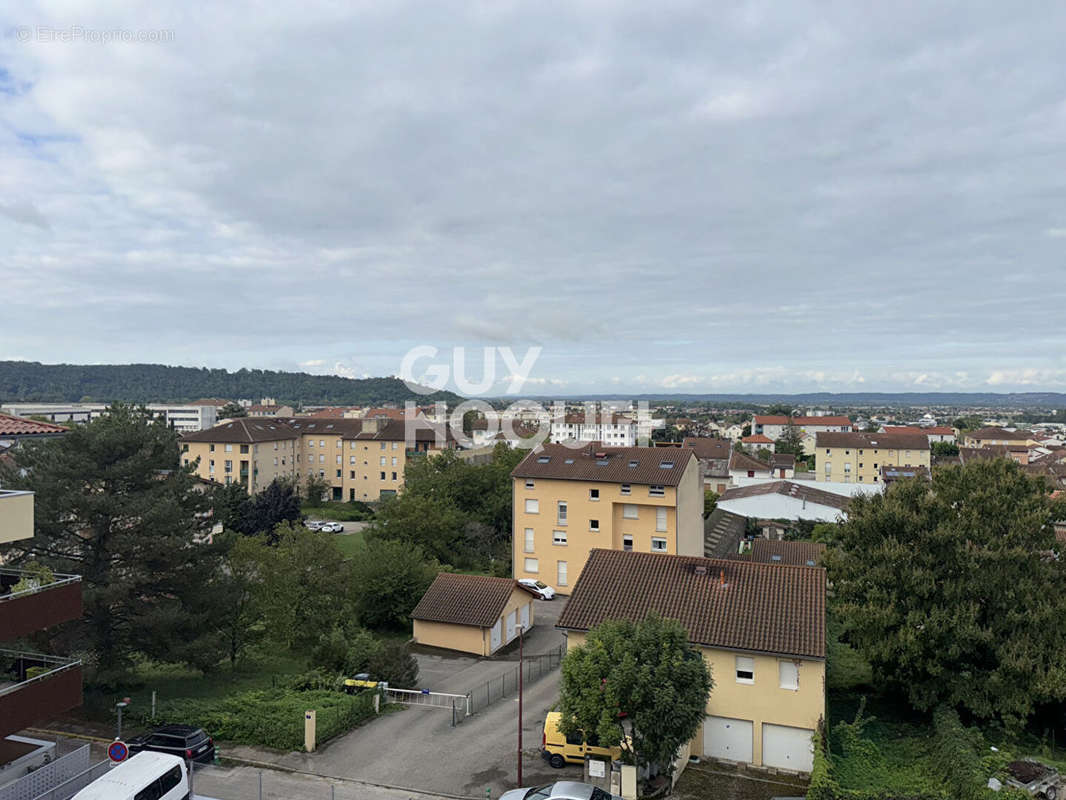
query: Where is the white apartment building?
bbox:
[0,402,218,433]
[751,415,853,441]
[550,413,639,446]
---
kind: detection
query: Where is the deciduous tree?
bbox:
[559,614,712,774]
[825,459,1066,727]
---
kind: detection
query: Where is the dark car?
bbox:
[129,724,215,764]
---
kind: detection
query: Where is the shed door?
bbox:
[506,610,517,642]
[490,620,502,652]
[703,716,753,763]
[520,602,530,631]
[762,724,814,772]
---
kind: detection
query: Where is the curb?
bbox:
[27,727,113,745]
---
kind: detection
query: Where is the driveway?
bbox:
[226,598,571,798]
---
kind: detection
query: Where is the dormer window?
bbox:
[537,456,550,463]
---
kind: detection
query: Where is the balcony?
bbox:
[0,569,83,641]
[0,490,34,545]
[0,650,83,738]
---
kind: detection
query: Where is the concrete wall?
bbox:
[675,457,704,558]
[0,490,34,544]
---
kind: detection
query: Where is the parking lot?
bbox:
[225,598,571,798]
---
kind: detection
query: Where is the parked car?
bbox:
[500,781,622,800]
[304,519,325,531]
[320,521,344,533]
[72,752,188,800]
[542,711,621,768]
[519,578,556,600]
[128,724,215,764]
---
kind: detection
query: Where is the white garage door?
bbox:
[490,620,502,652]
[762,724,814,772]
[520,602,530,631]
[506,610,517,642]
[703,716,753,763]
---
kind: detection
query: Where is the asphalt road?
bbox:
[225,598,575,798]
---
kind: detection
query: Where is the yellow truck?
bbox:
[541,711,623,768]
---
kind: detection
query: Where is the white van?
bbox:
[71,751,189,800]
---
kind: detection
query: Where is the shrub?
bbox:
[145,688,376,750]
[367,641,418,687]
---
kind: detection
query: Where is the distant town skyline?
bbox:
[4,2,1066,393]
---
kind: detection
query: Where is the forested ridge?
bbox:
[0,361,461,405]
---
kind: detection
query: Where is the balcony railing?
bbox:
[0,569,82,641]
[0,490,34,545]
[0,650,83,738]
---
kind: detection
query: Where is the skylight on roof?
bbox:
[537,456,550,463]
[806,559,816,567]
[564,458,574,464]
[771,554,782,562]
[628,460,638,468]
[659,460,675,469]
[596,458,609,466]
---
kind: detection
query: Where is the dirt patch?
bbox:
[1009,760,1051,784]
[674,761,808,800]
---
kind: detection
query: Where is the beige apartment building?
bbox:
[511,443,703,593]
[181,416,451,500]
[815,431,930,484]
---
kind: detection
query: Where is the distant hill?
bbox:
[0,361,461,406]
[524,392,1066,409]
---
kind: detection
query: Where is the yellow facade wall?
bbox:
[0,490,34,544]
[815,445,930,484]
[564,631,825,768]
[182,439,298,495]
[512,467,702,593]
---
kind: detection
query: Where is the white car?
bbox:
[304,519,325,531]
[501,781,621,800]
[519,579,556,600]
[320,521,344,533]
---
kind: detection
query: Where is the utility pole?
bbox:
[115,698,130,740]
[517,624,524,786]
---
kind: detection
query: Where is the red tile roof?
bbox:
[742,434,774,444]
[746,539,826,567]
[729,450,771,473]
[924,426,955,435]
[0,413,69,437]
[556,549,826,659]
[881,426,924,435]
[753,415,851,426]
[682,437,733,460]
[816,431,930,451]
[412,573,520,628]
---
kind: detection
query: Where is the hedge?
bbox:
[141,689,377,751]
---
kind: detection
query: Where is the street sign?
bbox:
[108,740,129,763]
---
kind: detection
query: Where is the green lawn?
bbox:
[333,530,366,558]
[302,502,375,522]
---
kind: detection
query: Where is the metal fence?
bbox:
[29,762,112,800]
[466,644,565,715]
[189,762,388,800]
[0,745,91,800]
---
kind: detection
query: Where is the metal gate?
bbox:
[0,745,91,800]
[384,687,470,716]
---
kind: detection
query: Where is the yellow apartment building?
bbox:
[181,416,452,500]
[815,431,930,484]
[557,549,826,772]
[511,443,703,593]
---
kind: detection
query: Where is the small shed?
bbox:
[412,574,535,656]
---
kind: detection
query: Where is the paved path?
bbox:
[225,599,575,798]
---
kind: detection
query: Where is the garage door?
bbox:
[520,602,530,631]
[762,724,814,772]
[703,716,753,763]
[506,610,517,642]
[490,620,502,652]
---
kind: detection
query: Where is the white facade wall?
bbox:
[550,420,638,446]
[1,402,217,433]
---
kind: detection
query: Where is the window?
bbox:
[628,460,638,468]
[309,440,315,447]
[557,560,568,586]
[393,441,399,449]
[350,470,355,479]
[337,455,342,465]
[391,456,397,466]
[620,484,631,495]
[779,660,799,690]
[225,459,232,472]
[557,501,567,525]
[824,462,832,475]
[525,479,535,489]
[656,507,667,532]
[209,459,215,471]
[736,656,754,684]
[553,530,567,545]
[649,485,665,497]
[524,558,538,573]
[589,488,599,500]
[651,537,667,552]
[380,456,386,466]
[525,498,539,514]
[658,460,674,469]
[319,454,325,463]
[380,471,386,479]
[273,457,278,466]
[381,442,387,450]
[623,504,638,519]
[392,471,397,480]
[225,444,233,452]
[350,456,356,464]
[336,469,341,478]
[240,444,249,454]
[524,528,535,553]
[589,519,599,532]
[320,440,325,447]
[537,455,550,463]
[622,535,633,551]
[209,444,215,452]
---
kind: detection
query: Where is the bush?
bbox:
[145,688,376,750]
[367,641,418,687]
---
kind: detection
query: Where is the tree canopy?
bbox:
[0,404,221,683]
[558,614,712,774]
[774,421,805,457]
[824,459,1066,727]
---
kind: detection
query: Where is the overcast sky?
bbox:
[3,1,1066,396]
